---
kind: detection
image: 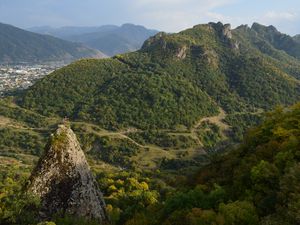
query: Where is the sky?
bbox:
[0,0,300,35]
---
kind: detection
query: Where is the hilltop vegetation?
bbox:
[20,58,219,130]
[20,22,300,131]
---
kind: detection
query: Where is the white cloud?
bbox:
[205,12,232,22]
[134,0,235,8]
[129,0,236,32]
[263,11,298,21]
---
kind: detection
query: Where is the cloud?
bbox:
[263,11,298,21]
[255,11,300,35]
[205,12,232,22]
[129,0,236,31]
[134,0,235,8]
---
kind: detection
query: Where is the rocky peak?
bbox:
[141,32,168,50]
[141,32,189,59]
[27,124,107,222]
[223,24,232,39]
[209,22,232,39]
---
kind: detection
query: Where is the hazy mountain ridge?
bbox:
[0,22,106,64]
[29,23,159,56]
[28,25,119,39]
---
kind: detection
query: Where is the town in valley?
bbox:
[0,62,65,95]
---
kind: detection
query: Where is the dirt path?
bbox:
[72,109,231,152]
[197,108,229,130]
[190,108,230,146]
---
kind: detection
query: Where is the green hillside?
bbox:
[0,22,105,63]
[20,22,300,131]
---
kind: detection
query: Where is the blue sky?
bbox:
[0,0,300,35]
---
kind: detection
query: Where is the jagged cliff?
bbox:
[27,124,107,222]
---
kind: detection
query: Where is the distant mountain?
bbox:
[28,25,118,39]
[0,22,105,64]
[294,34,300,43]
[28,24,159,56]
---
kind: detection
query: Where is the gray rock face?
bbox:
[209,22,232,40]
[176,46,188,59]
[27,124,107,222]
[222,24,232,39]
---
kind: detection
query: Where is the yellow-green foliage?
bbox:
[97,171,161,224]
[0,164,40,225]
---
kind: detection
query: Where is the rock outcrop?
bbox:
[176,45,188,59]
[27,124,107,222]
[222,24,232,39]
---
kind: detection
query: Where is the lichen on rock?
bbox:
[27,124,107,222]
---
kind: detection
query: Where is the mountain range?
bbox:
[28,24,159,56]
[0,22,105,64]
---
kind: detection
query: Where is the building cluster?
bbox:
[0,63,64,95]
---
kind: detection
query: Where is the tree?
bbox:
[218,201,259,225]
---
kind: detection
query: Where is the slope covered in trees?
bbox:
[20,22,300,131]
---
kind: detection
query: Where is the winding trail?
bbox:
[0,109,232,169]
[190,108,230,146]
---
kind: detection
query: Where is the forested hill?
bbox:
[0,22,105,64]
[20,22,300,131]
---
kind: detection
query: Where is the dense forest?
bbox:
[20,22,300,131]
